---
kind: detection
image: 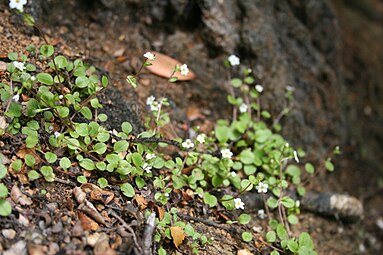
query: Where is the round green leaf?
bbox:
[93,143,107,155]
[79,159,95,170]
[24,154,36,167]
[97,178,108,188]
[241,231,252,242]
[36,73,54,85]
[40,44,54,57]
[27,170,40,180]
[77,175,87,184]
[120,183,135,197]
[60,157,71,170]
[0,164,7,179]
[114,140,129,153]
[121,122,133,135]
[0,199,12,216]
[45,152,57,163]
[0,183,8,198]
[238,213,251,224]
[287,214,299,225]
[203,192,217,207]
[266,231,276,242]
[304,163,315,174]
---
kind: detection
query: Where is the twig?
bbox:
[54,178,76,187]
[109,209,143,254]
[142,212,156,255]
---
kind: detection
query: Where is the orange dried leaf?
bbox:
[170,226,185,248]
[238,249,254,255]
[90,189,114,205]
[145,51,196,81]
[134,194,148,209]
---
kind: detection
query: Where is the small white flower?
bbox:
[221,148,233,159]
[293,150,299,163]
[256,182,268,193]
[239,103,248,113]
[9,0,27,12]
[258,209,266,219]
[145,153,156,160]
[182,139,194,149]
[180,64,189,76]
[146,96,156,106]
[30,76,36,81]
[13,61,26,71]
[286,85,295,91]
[59,95,64,99]
[143,52,155,61]
[150,101,159,111]
[230,171,236,177]
[12,94,20,102]
[255,84,264,93]
[285,143,289,148]
[164,193,170,197]
[234,198,245,210]
[196,134,206,144]
[228,55,240,66]
[143,163,152,173]
[54,131,61,138]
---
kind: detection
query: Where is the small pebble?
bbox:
[51,221,63,234]
[2,229,17,240]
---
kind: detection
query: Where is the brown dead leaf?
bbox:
[238,249,253,255]
[78,211,99,231]
[154,204,165,221]
[170,226,185,248]
[145,51,196,81]
[79,200,106,225]
[11,186,33,205]
[186,105,205,121]
[134,194,148,210]
[90,189,114,205]
[0,61,6,71]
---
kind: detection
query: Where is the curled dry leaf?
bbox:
[11,185,33,206]
[145,51,196,81]
[78,211,99,231]
[90,189,114,205]
[78,200,106,225]
[134,194,148,210]
[73,187,86,204]
[170,226,185,249]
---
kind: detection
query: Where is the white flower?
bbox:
[293,150,299,163]
[258,209,266,219]
[143,163,152,173]
[256,182,268,193]
[228,55,240,66]
[182,139,194,149]
[146,96,156,106]
[255,84,264,93]
[54,131,61,138]
[13,61,26,71]
[196,134,206,144]
[12,94,20,102]
[180,64,189,76]
[234,198,245,210]
[164,193,170,197]
[9,0,27,12]
[220,148,233,159]
[286,85,295,91]
[143,52,155,61]
[145,153,156,160]
[239,103,248,113]
[30,76,36,81]
[230,171,236,177]
[150,101,159,111]
[59,95,64,99]
[285,143,289,148]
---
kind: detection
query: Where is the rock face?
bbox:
[29,0,382,166]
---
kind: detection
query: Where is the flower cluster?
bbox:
[255,84,264,93]
[196,134,206,144]
[143,52,156,61]
[9,0,27,12]
[182,139,194,149]
[146,95,164,112]
[239,103,248,113]
[234,198,245,210]
[180,64,189,76]
[13,61,26,72]
[220,148,233,159]
[228,55,240,66]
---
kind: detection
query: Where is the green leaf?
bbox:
[244,165,257,175]
[75,123,89,137]
[270,250,280,255]
[238,213,251,224]
[114,140,129,153]
[0,184,8,198]
[80,107,92,120]
[288,214,299,225]
[203,192,217,207]
[255,129,272,143]
[60,157,71,170]
[286,165,301,177]
[215,125,229,143]
[231,78,242,88]
[96,162,106,171]
[126,75,137,88]
[45,152,57,163]
[266,231,276,242]
[97,178,108,188]
[24,154,36,167]
[281,196,295,208]
[304,163,315,174]
[241,231,252,242]
[0,164,7,179]
[77,175,87,184]
[267,197,278,209]
[299,232,314,249]
[36,73,54,85]
[93,142,107,154]
[79,159,95,170]
[40,44,54,57]
[98,114,108,122]
[27,170,40,180]
[287,239,299,253]
[41,166,55,182]
[11,159,22,172]
[121,122,133,135]
[325,159,334,172]
[8,52,18,61]
[239,149,255,164]
[6,102,22,117]
[54,55,68,69]
[97,132,110,143]
[277,224,288,240]
[120,183,135,197]
[101,76,108,87]
[131,152,143,167]
[0,199,12,216]
[158,246,167,255]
